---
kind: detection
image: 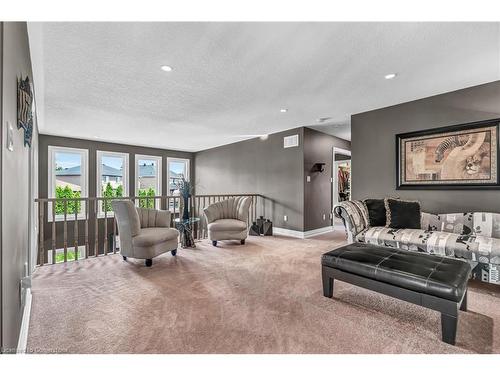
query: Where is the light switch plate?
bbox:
[7,122,14,151]
[306,176,311,182]
[283,215,288,222]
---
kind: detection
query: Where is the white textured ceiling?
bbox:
[29,22,500,151]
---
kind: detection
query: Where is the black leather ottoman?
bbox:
[321,243,471,345]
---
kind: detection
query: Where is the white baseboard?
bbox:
[17,288,32,354]
[303,226,335,238]
[273,227,305,238]
[273,226,334,239]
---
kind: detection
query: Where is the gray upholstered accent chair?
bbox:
[204,196,252,246]
[112,200,179,267]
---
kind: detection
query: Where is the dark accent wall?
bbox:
[351,80,500,213]
[38,135,194,250]
[303,128,351,231]
[195,128,305,231]
[1,22,39,352]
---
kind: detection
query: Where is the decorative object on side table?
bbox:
[249,222,261,236]
[176,178,193,220]
[174,217,200,248]
[396,118,500,189]
[262,219,273,236]
[249,216,273,236]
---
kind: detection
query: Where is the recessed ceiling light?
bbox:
[384,73,397,80]
[161,65,173,72]
[280,108,288,113]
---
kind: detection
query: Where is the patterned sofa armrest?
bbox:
[334,201,369,243]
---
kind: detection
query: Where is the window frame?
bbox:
[48,146,89,222]
[166,157,190,196]
[96,150,129,217]
[135,154,162,207]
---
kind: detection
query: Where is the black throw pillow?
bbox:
[384,198,421,229]
[363,199,387,227]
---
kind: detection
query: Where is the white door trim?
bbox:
[332,147,351,208]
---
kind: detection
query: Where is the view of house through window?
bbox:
[168,158,189,195]
[97,151,128,214]
[49,146,88,217]
[136,155,161,208]
[167,158,190,211]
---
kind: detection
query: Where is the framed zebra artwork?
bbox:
[396,118,500,189]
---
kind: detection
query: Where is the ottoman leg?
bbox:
[322,267,334,298]
[460,290,467,312]
[441,313,457,345]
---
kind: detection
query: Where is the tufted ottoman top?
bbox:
[322,243,471,302]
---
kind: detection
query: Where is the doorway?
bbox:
[332,147,351,226]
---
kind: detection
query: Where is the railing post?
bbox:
[85,199,89,259]
[104,198,108,256]
[63,200,68,262]
[94,199,98,257]
[52,202,56,264]
[113,216,117,254]
[74,198,79,261]
[38,201,44,266]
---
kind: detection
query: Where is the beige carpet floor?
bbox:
[27,231,500,354]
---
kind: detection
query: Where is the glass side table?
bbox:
[174,217,200,248]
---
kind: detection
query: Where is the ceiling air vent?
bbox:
[283,134,299,148]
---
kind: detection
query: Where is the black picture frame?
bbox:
[396,118,500,190]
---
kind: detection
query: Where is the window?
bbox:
[97,151,129,216]
[167,158,190,195]
[135,155,162,208]
[48,146,88,220]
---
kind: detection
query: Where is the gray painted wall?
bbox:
[351,80,500,214]
[38,135,194,250]
[303,127,351,231]
[194,126,351,232]
[1,22,39,352]
[195,128,305,231]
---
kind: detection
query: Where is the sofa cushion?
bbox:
[438,213,474,235]
[133,227,179,247]
[421,212,442,231]
[385,198,421,229]
[357,227,500,265]
[363,198,387,227]
[208,219,247,232]
[472,212,500,239]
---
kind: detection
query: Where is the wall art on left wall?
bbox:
[17,75,34,147]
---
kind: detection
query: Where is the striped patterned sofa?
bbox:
[334,200,500,285]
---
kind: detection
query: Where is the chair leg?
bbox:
[460,290,467,312]
[122,256,127,261]
[322,267,334,298]
[212,241,217,246]
[145,259,152,267]
[441,312,458,345]
[241,239,245,245]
